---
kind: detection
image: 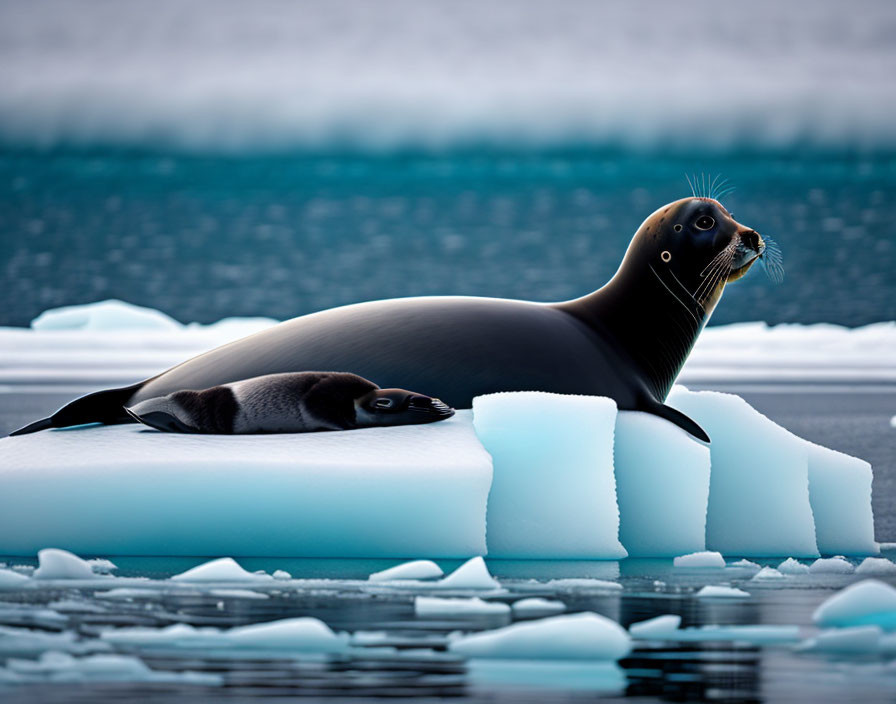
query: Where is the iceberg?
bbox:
[171,557,272,583]
[673,551,725,568]
[0,414,492,558]
[809,557,854,574]
[777,558,810,575]
[448,613,631,661]
[614,411,710,557]
[511,598,566,617]
[667,387,819,557]
[435,557,500,590]
[696,585,750,598]
[30,300,183,332]
[750,567,786,582]
[856,558,896,575]
[472,392,625,559]
[33,548,96,580]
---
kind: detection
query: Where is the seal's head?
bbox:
[354,388,455,427]
[629,197,768,314]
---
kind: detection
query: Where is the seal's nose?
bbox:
[740,229,764,253]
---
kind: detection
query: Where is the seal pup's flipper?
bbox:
[9,383,143,436]
[641,401,710,443]
[124,406,201,434]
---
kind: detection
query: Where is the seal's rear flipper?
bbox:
[641,401,710,443]
[9,383,143,436]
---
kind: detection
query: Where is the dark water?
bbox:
[2,151,894,328]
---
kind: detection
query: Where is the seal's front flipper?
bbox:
[124,407,200,434]
[641,401,710,443]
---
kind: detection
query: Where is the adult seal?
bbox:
[13,197,770,442]
[124,372,454,434]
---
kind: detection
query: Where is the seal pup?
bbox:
[124,372,454,434]
[12,197,773,443]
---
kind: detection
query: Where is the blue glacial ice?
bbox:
[0,378,880,559]
[813,580,896,630]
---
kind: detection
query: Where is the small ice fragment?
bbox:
[729,559,761,570]
[696,585,750,598]
[448,612,631,660]
[0,569,29,589]
[368,559,443,582]
[511,598,566,617]
[777,558,810,575]
[436,557,499,589]
[890,415,896,429]
[0,626,98,655]
[673,551,725,568]
[809,557,854,574]
[0,651,220,685]
[800,626,883,653]
[629,615,682,639]
[813,580,896,630]
[209,589,269,600]
[750,567,786,582]
[856,558,896,575]
[415,596,510,617]
[33,548,95,580]
[544,578,622,591]
[94,588,159,600]
[87,558,118,574]
[170,557,273,583]
[272,569,292,580]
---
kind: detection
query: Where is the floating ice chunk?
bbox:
[667,387,818,557]
[800,626,883,654]
[856,558,896,575]
[171,557,272,583]
[466,659,626,693]
[807,442,878,555]
[448,613,631,661]
[0,416,491,558]
[415,596,510,617]
[673,551,725,568]
[209,589,269,600]
[0,625,100,656]
[544,579,622,592]
[813,580,896,630]
[436,557,499,590]
[614,411,710,557]
[87,558,118,574]
[94,588,160,600]
[809,557,854,574]
[0,651,220,685]
[778,558,810,575]
[31,300,183,331]
[102,617,350,652]
[751,567,786,582]
[369,560,443,582]
[272,570,292,580]
[33,548,96,580]
[512,598,566,617]
[629,615,799,644]
[890,415,896,429]
[472,393,626,559]
[629,615,683,639]
[0,569,29,589]
[729,559,761,570]
[696,585,750,598]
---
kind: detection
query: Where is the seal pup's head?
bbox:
[354,388,455,427]
[626,197,770,315]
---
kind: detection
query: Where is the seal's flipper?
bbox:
[641,401,710,443]
[124,407,200,434]
[9,383,143,436]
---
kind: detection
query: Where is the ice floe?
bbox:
[855,558,896,575]
[368,560,443,582]
[543,579,622,592]
[800,626,884,654]
[750,567,787,582]
[809,557,855,574]
[31,300,182,332]
[414,596,510,617]
[696,585,750,598]
[171,557,273,583]
[511,598,566,617]
[673,551,725,568]
[0,651,220,685]
[813,580,896,630]
[0,569,29,589]
[629,615,799,645]
[448,613,631,661]
[33,548,96,580]
[435,557,500,590]
[778,558,811,575]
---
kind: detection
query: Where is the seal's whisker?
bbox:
[695,246,735,301]
[699,242,735,278]
[685,173,696,198]
[715,185,736,201]
[708,174,722,201]
[759,235,785,283]
[698,255,733,303]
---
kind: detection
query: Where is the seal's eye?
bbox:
[694,215,715,231]
[373,398,394,409]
